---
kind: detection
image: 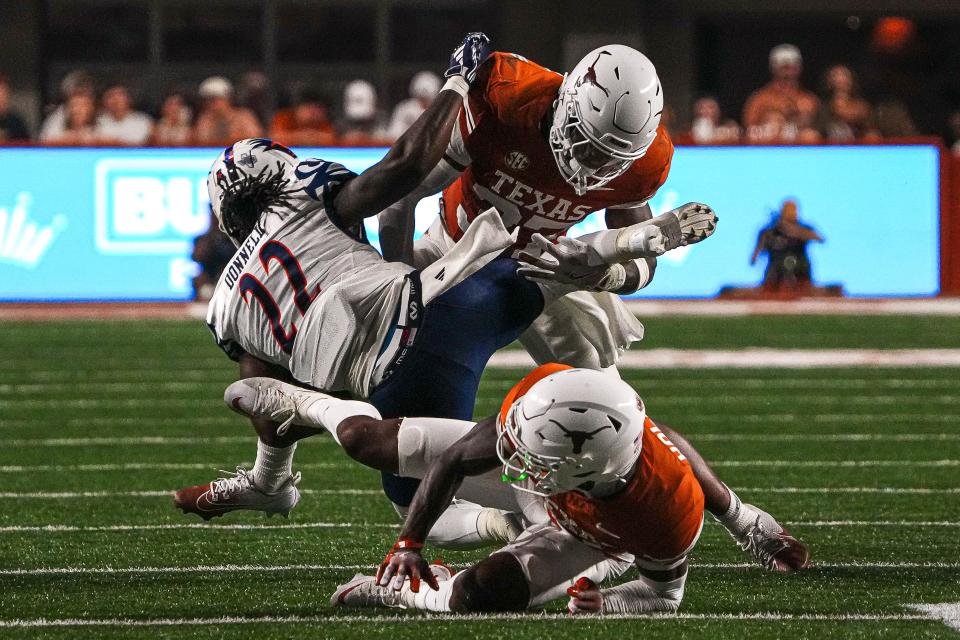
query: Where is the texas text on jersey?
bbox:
[441,52,674,254]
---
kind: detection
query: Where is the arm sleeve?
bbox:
[600,570,687,614]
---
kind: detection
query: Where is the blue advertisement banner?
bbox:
[0,144,939,300]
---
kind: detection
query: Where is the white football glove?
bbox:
[517,233,624,291]
[567,577,604,615]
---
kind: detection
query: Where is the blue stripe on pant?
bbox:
[368,257,543,506]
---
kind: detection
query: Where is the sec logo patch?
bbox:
[504,151,530,171]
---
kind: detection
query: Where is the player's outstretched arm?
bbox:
[378,161,464,264]
[333,33,490,226]
[376,416,501,592]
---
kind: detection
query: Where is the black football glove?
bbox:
[445,32,491,84]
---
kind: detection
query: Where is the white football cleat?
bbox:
[174,467,301,521]
[331,574,400,609]
[224,377,333,436]
[733,503,811,572]
[331,563,453,609]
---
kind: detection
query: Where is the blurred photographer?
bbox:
[750,199,824,292]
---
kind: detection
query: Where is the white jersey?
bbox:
[207,157,518,398]
[206,159,413,396]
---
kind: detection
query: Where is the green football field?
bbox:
[1,316,959,638]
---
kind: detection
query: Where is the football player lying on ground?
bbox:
[223,365,811,599]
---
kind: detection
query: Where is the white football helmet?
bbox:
[496,368,646,497]
[549,45,663,195]
[206,138,300,246]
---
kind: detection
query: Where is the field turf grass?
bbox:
[1,317,959,638]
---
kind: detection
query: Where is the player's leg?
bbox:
[333,522,630,612]
[174,378,380,520]
[368,257,543,534]
[217,383,524,547]
[658,422,811,572]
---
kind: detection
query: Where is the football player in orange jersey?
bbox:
[379,44,718,372]
[375,42,716,532]
[220,366,810,614]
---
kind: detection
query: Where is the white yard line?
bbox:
[0,489,382,499]
[0,487,956,500]
[0,382,221,394]
[0,612,939,628]
[5,413,960,430]
[0,436,251,447]
[0,522,398,533]
[3,432,957,447]
[6,376,960,391]
[488,349,960,369]
[8,394,960,409]
[624,298,960,316]
[687,433,960,442]
[2,561,958,577]
[740,487,960,494]
[0,462,344,473]
[4,459,957,473]
[1,520,956,533]
[712,459,960,468]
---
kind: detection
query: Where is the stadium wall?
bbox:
[0,141,952,301]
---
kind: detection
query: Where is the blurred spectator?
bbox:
[39,70,96,142]
[96,83,153,145]
[387,71,441,141]
[40,91,99,145]
[0,74,30,142]
[337,80,389,145]
[150,92,193,146]
[949,110,960,156]
[270,88,336,146]
[818,65,877,141]
[192,76,263,146]
[690,95,740,144]
[237,71,274,129]
[750,199,824,292]
[743,44,820,143]
[192,214,236,301]
[874,99,918,138]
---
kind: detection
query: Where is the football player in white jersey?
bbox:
[176,34,544,547]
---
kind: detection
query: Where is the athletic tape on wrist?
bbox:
[394,537,424,551]
[441,76,470,97]
[632,258,652,290]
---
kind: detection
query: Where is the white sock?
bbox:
[715,485,757,537]
[251,440,296,493]
[398,572,458,612]
[392,500,517,551]
[300,398,381,445]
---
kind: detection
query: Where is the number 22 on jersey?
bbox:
[238,241,320,354]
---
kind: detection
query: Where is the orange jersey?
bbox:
[499,364,704,565]
[442,52,674,253]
